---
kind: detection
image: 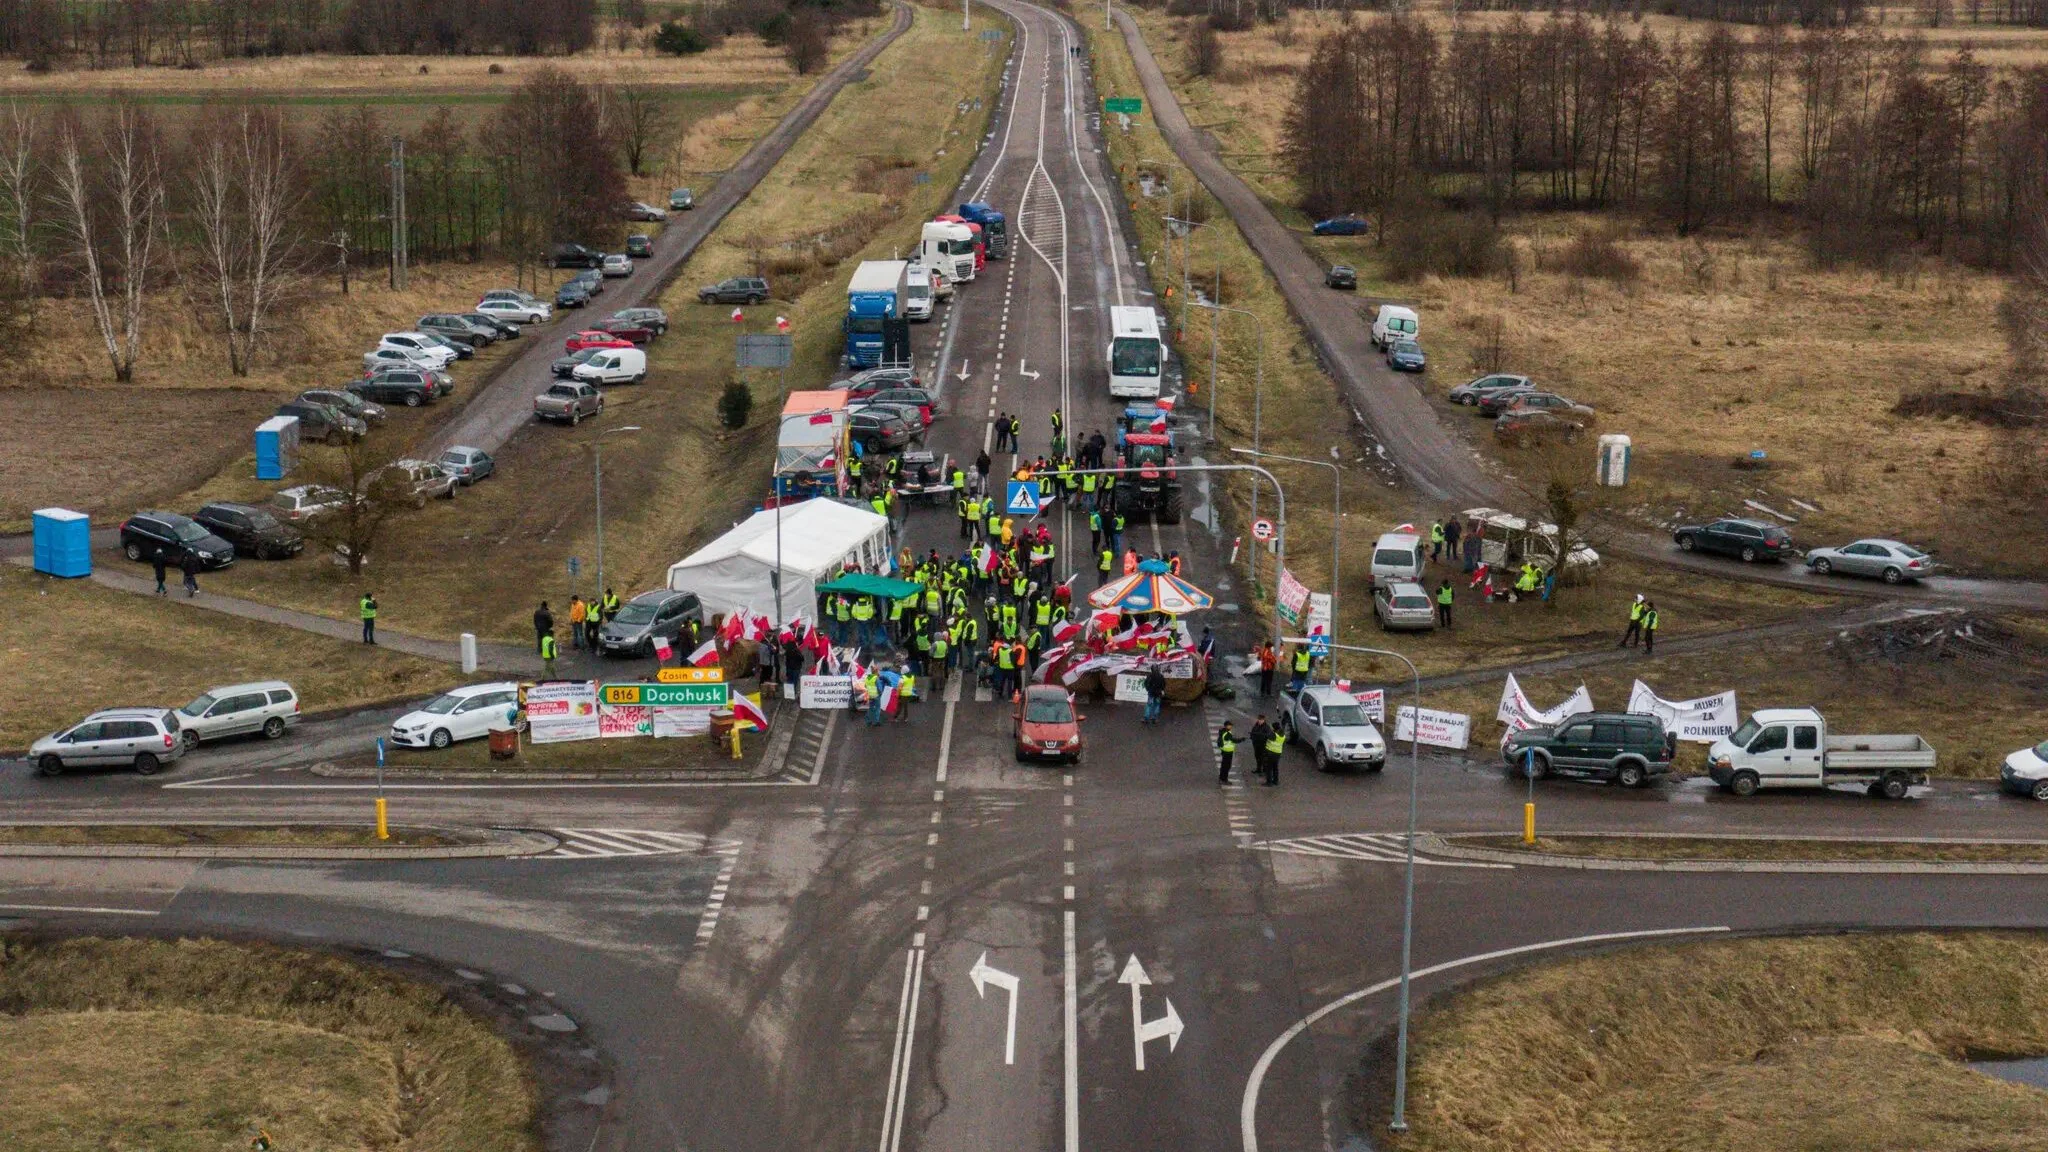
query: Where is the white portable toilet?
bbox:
[1597,433,1633,487]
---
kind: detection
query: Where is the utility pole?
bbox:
[964,0,970,31]
[388,136,407,291]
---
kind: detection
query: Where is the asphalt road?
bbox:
[7,8,2048,1152]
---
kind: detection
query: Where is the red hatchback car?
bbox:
[565,330,633,354]
[596,317,656,345]
[1014,684,1085,764]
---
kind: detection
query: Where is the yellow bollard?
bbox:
[730,726,743,760]
[1522,802,1536,845]
[375,796,389,841]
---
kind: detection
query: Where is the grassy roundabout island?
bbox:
[0,937,537,1152]
[1382,932,2048,1151]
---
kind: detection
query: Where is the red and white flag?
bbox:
[878,683,900,716]
[687,638,721,667]
[746,612,771,641]
[1051,619,1083,644]
[654,637,674,662]
[719,612,745,643]
[775,315,791,333]
[1155,396,1176,411]
[730,307,745,323]
[1148,411,1168,432]
[979,547,1000,575]
[731,691,771,732]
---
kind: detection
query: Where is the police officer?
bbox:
[540,628,559,678]
[1216,721,1237,784]
[359,590,378,645]
[1262,720,1287,786]
[1436,580,1455,629]
[1098,546,1115,586]
[1642,601,1660,655]
[1620,594,1645,648]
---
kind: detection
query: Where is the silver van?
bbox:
[175,681,300,746]
[1369,531,1425,587]
[30,708,188,776]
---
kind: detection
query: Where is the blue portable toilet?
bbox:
[255,415,300,481]
[31,508,90,578]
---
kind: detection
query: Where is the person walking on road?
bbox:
[1142,666,1167,725]
[179,550,201,597]
[1256,641,1277,697]
[359,591,378,645]
[1642,601,1660,655]
[1436,580,1454,629]
[1444,517,1462,566]
[993,412,1012,452]
[1215,720,1237,784]
[1429,520,1445,562]
[533,602,554,654]
[152,554,168,596]
[1620,594,1645,648]
[1097,546,1115,586]
[1007,414,1022,454]
[540,628,559,678]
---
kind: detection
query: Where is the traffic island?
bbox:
[1361,932,2048,1152]
[315,728,773,780]
[1428,832,2048,874]
[0,936,542,1152]
[0,823,553,860]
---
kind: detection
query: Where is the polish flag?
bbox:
[775,315,791,333]
[731,691,771,732]
[1155,396,1176,411]
[654,637,674,662]
[730,307,745,323]
[979,547,1000,575]
[1052,619,1083,644]
[687,638,721,667]
[1468,562,1490,589]
[747,612,772,641]
[1148,411,1168,433]
[879,682,900,715]
[719,612,746,642]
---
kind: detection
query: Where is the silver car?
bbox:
[534,381,604,425]
[438,446,495,485]
[1372,580,1437,632]
[378,459,458,506]
[1804,538,1936,584]
[30,708,188,776]
[176,681,299,746]
[1280,684,1388,772]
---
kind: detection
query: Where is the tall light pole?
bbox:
[1189,300,1266,521]
[774,408,837,631]
[592,426,641,614]
[1234,447,1340,659]
[1280,637,1424,1132]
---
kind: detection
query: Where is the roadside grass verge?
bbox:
[1409,621,2046,779]
[1461,834,2048,863]
[0,571,458,752]
[0,936,537,1152]
[1376,932,2048,1152]
[339,732,765,774]
[0,824,466,848]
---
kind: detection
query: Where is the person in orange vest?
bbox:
[1167,551,1183,576]
[1122,548,1139,575]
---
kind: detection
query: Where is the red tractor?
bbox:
[1117,432,1183,525]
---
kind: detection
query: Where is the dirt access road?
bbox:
[1110,11,2048,613]
[424,3,914,460]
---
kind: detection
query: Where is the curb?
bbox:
[0,823,559,860]
[309,762,774,782]
[1422,832,2048,875]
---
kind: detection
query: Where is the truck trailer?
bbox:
[843,260,910,370]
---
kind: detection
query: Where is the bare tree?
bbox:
[49,102,166,383]
[299,437,421,577]
[610,84,670,178]
[1505,441,1615,601]
[785,9,828,76]
[187,107,305,376]
[0,102,41,330]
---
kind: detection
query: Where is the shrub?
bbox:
[1189,22,1224,78]
[653,20,709,55]
[719,381,754,429]
[1559,230,1642,282]
[1385,210,1503,281]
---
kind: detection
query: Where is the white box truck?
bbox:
[1706,707,1935,799]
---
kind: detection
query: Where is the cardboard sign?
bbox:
[1394,706,1472,751]
[800,675,855,709]
[1113,673,1151,703]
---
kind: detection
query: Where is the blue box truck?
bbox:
[957,202,1008,260]
[844,259,910,369]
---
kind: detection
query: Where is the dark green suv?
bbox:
[1502,711,1675,788]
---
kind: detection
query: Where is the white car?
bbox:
[2001,739,2048,801]
[377,331,458,368]
[389,682,522,749]
[176,681,300,746]
[571,347,647,386]
[1279,684,1387,772]
[602,253,633,278]
[480,288,544,306]
[362,345,448,373]
[474,298,552,325]
[268,484,351,522]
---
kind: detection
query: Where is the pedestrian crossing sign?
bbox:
[1308,634,1331,658]
[1005,481,1041,516]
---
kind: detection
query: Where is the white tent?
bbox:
[667,499,891,623]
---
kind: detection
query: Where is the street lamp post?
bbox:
[1279,637,1424,1132]
[591,425,642,617]
[1189,299,1266,520]
[1234,447,1341,665]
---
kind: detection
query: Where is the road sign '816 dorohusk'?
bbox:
[602,682,729,707]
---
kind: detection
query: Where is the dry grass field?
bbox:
[1381,932,2048,1152]
[146,4,1008,643]
[0,937,536,1152]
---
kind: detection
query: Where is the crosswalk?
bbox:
[1247,833,1508,869]
[534,829,741,860]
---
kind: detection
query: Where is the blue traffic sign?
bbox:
[1308,634,1331,658]
[1005,481,1041,516]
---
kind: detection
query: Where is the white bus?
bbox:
[1107,306,1166,399]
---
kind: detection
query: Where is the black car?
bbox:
[193,501,303,560]
[625,234,653,258]
[1325,265,1357,290]
[120,511,235,569]
[556,280,592,309]
[351,370,444,407]
[551,242,605,269]
[849,410,915,453]
[275,400,364,444]
[417,313,498,347]
[1673,518,1794,563]
[571,268,605,298]
[698,276,770,305]
[611,306,668,336]
[1502,712,1676,788]
[461,312,522,340]
[553,348,602,378]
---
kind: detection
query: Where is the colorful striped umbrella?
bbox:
[1086,559,1214,615]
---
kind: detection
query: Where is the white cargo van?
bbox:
[1707,708,1935,799]
[572,347,647,386]
[904,263,935,321]
[1371,305,1418,351]
[1369,531,1425,587]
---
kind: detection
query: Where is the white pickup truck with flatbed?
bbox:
[1707,707,1935,800]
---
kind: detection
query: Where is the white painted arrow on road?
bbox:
[1019,359,1040,380]
[1118,954,1184,1071]
[970,951,1021,1065]
[957,359,972,382]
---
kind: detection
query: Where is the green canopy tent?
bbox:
[815,573,925,601]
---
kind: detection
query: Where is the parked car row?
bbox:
[29,681,301,777]
[1443,371,1597,446]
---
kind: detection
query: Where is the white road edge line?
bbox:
[0,903,161,917]
[878,947,918,1152]
[1239,925,1732,1152]
[1063,907,1080,1152]
[890,947,927,1152]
